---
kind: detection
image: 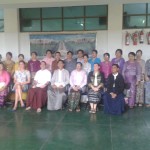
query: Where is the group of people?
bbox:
[0,48,149,115]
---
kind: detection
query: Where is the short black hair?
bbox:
[103,53,110,58]
[83,54,89,58]
[41,61,46,65]
[6,52,12,58]
[94,63,100,66]
[112,64,120,68]
[46,49,52,54]
[136,49,142,55]
[55,51,61,55]
[18,54,24,59]
[67,51,73,55]
[115,49,123,55]
[76,62,82,67]
[128,52,136,57]
[92,50,98,54]
[31,51,38,56]
[77,49,84,54]
[58,59,64,64]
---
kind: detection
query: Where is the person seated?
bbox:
[0,62,10,107]
[47,60,69,111]
[88,63,104,114]
[26,61,51,113]
[68,62,87,112]
[13,60,30,111]
[104,64,125,115]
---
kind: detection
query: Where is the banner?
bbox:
[30,33,96,59]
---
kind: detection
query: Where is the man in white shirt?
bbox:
[26,61,51,113]
[47,60,69,110]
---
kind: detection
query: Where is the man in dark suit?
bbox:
[104,64,125,115]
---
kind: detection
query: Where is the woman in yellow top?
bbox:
[13,54,27,72]
[3,52,15,77]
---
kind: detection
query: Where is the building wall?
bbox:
[0,1,150,61]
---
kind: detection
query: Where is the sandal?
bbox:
[68,109,73,112]
[76,109,80,112]
[26,107,31,111]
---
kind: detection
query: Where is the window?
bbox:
[0,9,4,32]
[19,5,108,32]
[123,3,150,29]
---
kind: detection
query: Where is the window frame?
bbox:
[123,3,150,29]
[19,5,108,32]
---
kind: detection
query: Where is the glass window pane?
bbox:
[0,9,4,19]
[124,4,146,15]
[21,20,41,31]
[148,3,150,14]
[63,6,84,18]
[42,8,62,18]
[147,16,150,26]
[85,5,107,17]
[85,17,107,30]
[0,20,4,32]
[42,19,62,31]
[21,8,40,19]
[123,16,146,28]
[63,18,84,31]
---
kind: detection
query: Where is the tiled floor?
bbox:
[0,107,150,150]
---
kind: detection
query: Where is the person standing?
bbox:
[111,49,125,74]
[135,50,145,106]
[122,52,141,109]
[28,52,41,80]
[64,51,76,75]
[89,50,101,72]
[100,53,112,86]
[42,50,55,72]
[51,52,61,74]
[0,62,10,107]
[3,52,15,77]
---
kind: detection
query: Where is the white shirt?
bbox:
[83,62,91,74]
[54,69,65,87]
[34,69,51,87]
[113,73,118,87]
[113,73,118,80]
[94,72,98,86]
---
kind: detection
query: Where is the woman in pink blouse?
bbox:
[68,62,87,112]
[0,62,10,107]
[100,53,112,86]
[42,50,55,72]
